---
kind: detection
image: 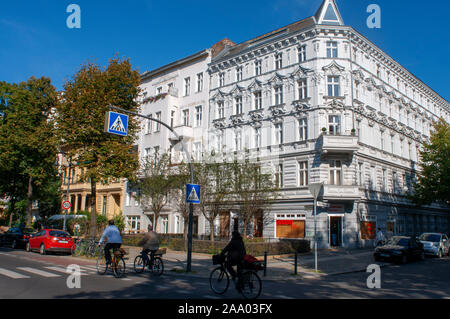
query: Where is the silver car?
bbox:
[419,233,450,258]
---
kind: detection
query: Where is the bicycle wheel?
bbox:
[150,257,164,276]
[240,271,262,299]
[134,255,145,273]
[113,257,126,278]
[96,253,108,275]
[209,267,229,295]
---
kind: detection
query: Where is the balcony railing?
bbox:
[318,133,359,155]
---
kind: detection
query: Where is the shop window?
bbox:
[276,220,305,238]
[360,221,376,240]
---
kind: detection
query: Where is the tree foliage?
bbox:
[411,118,450,207]
[56,56,141,237]
[0,78,59,226]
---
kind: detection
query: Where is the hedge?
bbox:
[122,234,310,257]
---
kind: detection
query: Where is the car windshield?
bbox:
[386,237,410,247]
[419,234,441,242]
[23,228,35,234]
[49,231,70,238]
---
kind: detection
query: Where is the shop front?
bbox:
[275,213,306,239]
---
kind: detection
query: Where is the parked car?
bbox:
[419,233,450,258]
[0,227,36,249]
[26,229,74,255]
[374,236,425,264]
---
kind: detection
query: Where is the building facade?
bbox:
[206,0,450,247]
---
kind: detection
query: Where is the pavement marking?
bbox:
[44,266,89,276]
[79,265,98,273]
[17,267,61,278]
[0,268,31,279]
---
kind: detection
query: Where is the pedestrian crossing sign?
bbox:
[105,111,129,137]
[186,184,201,204]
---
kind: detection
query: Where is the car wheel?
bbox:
[40,244,46,255]
[11,240,17,249]
[401,254,408,264]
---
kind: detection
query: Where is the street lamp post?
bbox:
[107,106,196,272]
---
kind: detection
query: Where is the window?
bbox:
[146,114,153,134]
[195,105,202,127]
[235,131,242,151]
[161,215,168,234]
[167,82,174,91]
[358,163,364,186]
[102,196,107,216]
[391,135,395,154]
[193,142,202,161]
[328,115,341,135]
[298,46,306,62]
[327,76,340,96]
[217,101,224,119]
[298,79,307,100]
[255,60,262,76]
[155,112,161,132]
[196,73,203,92]
[356,120,361,141]
[254,91,262,110]
[380,131,385,151]
[182,109,190,126]
[274,86,283,105]
[219,73,225,86]
[329,160,342,185]
[254,127,261,148]
[326,41,338,58]
[236,67,243,81]
[275,53,283,70]
[298,118,308,141]
[276,164,283,188]
[184,77,190,96]
[154,146,160,155]
[393,171,398,193]
[144,147,151,158]
[217,133,223,152]
[274,123,283,144]
[298,161,308,186]
[235,97,243,115]
[400,139,404,157]
[408,142,412,160]
[382,169,387,191]
[126,216,141,233]
[157,87,162,94]
[170,110,175,128]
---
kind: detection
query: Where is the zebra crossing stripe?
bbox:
[17,267,61,278]
[79,265,98,272]
[0,268,30,279]
[44,266,89,276]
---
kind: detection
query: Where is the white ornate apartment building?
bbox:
[124,0,450,247]
[123,49,213,235]
[207,0,450,248]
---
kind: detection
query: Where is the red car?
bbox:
[26,229,74,255]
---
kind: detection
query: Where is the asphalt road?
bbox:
[0,246,449,299]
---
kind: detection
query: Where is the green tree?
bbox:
[411,118,450,206]
[0,78,59,227]
[56,56,141,237]
[135,152,178,231]
[230,157,280,238]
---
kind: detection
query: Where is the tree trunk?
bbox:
[89,178,97,238]
[8,197,16,228]
[209,217,215,242]
[26,175,33,227]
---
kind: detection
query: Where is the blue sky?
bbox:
[0,0,449,101]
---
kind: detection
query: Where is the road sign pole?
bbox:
[314,197,317,272]
[186,202,194,272]
[64,158,72,232]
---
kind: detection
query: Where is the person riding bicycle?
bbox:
[220,231,246,290]
[99,220,122,265]
[137,224,160,266]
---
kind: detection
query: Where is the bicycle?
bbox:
[96,246,126,278]
[209,254,262,299]
[133,248,165,276]
[85,239,102,258]
[71,238,83,257]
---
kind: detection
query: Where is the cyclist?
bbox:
[137,224,160,267]
[99,220,122,265]
[220,231,246,290]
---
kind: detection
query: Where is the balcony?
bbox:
[171,125,193,141]
[318,133,359,155]
[322,184,361,201]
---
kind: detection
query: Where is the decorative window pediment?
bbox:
[229,85,245,96]
[247,79,262,92]
[325,98,345,109]
[211,90,225,101]
[290,65,312,79]
[268,73,285,86]
[322,60,345,74]
[352,69,365,81]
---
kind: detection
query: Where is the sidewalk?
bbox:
[115,245,388,281]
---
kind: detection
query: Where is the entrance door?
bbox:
[219,213,230,238]
[329,216,342,247]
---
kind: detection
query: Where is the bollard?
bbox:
[294,252,298,275]
[264,251,267,277]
